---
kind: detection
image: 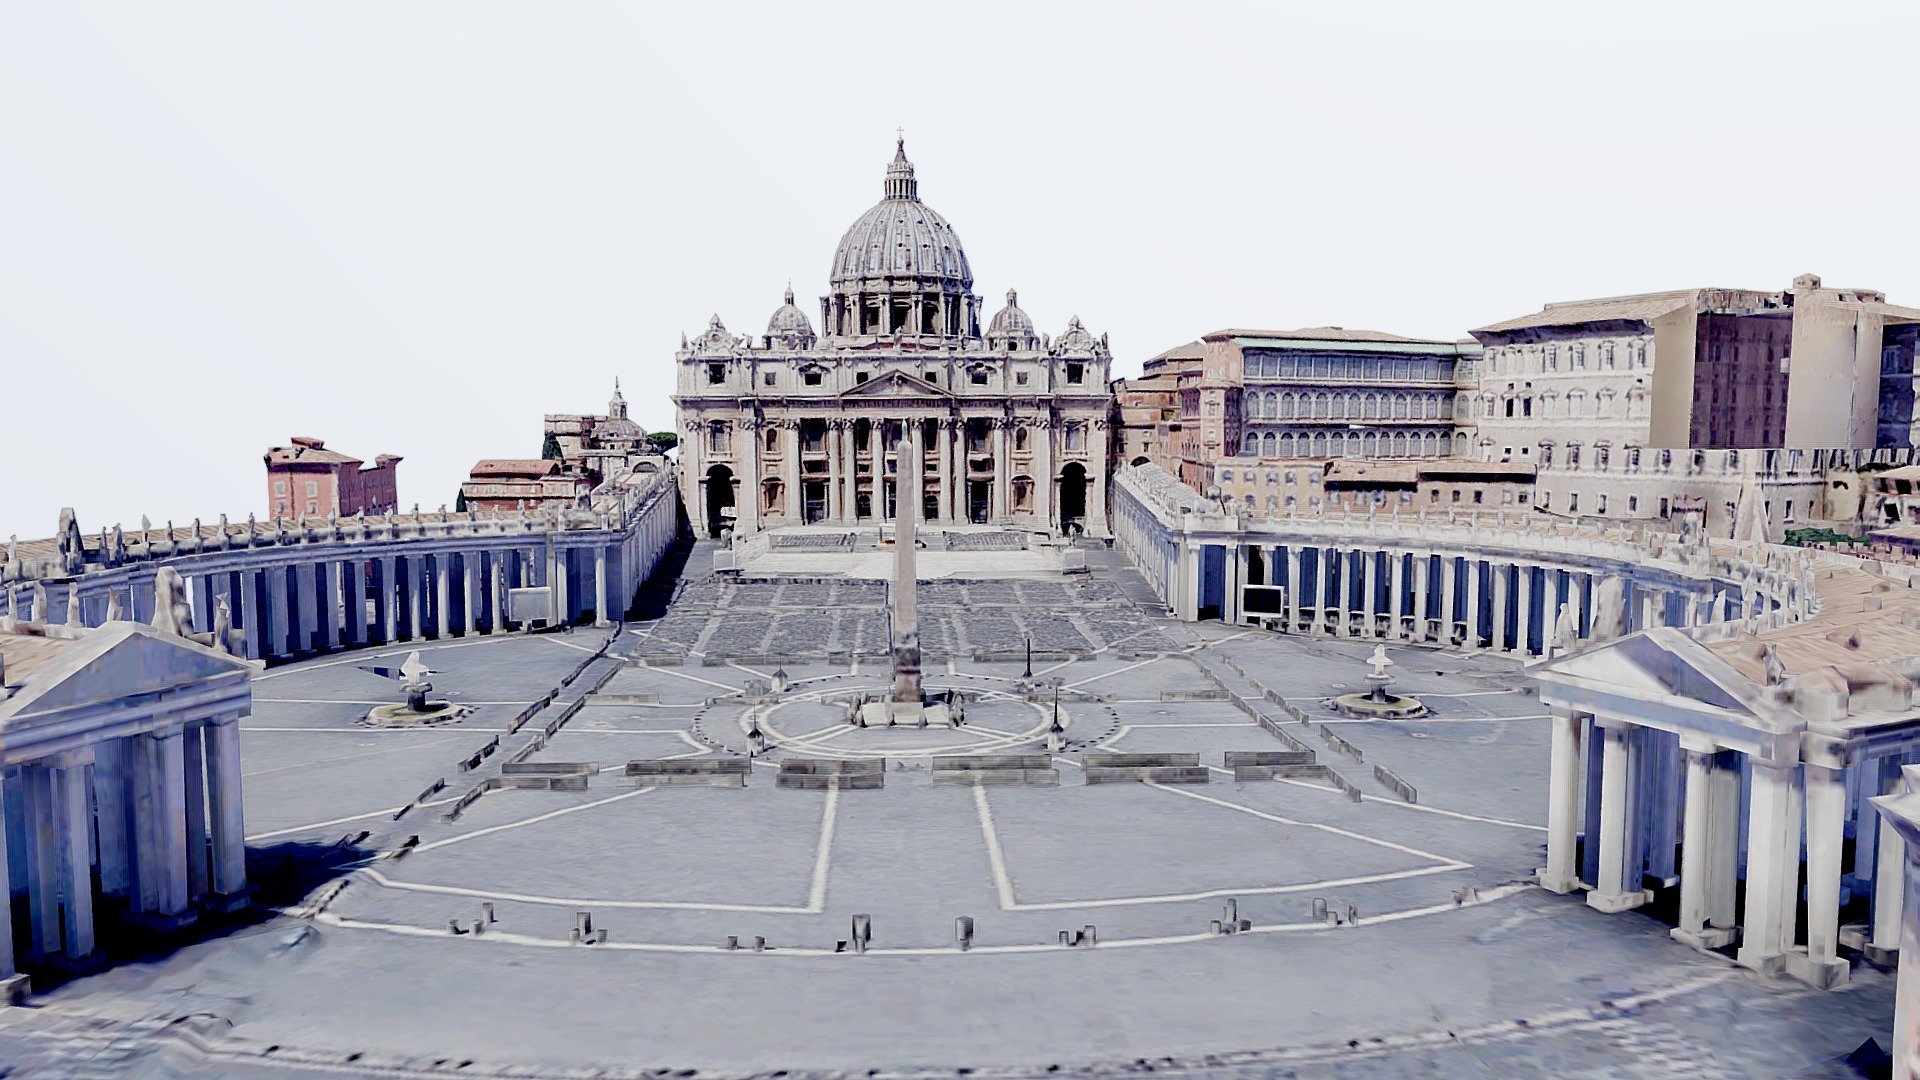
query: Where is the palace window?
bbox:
[925,371,938,384]
[274,481,286,496]
[708,363,725,385]
[803,368,823,387]
[763,372,775,386]
[1065,423,1086,452]
[1066,362,1085,385]
[306,481,318,497]
[971,368,989,386]
[1015,371,1030,386]
[856,371,870,384]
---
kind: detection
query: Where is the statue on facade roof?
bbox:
[213,600,233,654]
[150,566,195,638]
[105,590,122,622]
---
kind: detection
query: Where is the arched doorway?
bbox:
[1129,456,1150,468]
[704,464,735,538]
[1059,463,1089,536]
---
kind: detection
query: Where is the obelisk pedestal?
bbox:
[860,429,952,728]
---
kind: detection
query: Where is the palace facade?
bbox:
[672,141,1112,538]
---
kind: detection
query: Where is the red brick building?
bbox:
[265,436,401,519]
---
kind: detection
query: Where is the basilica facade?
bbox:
[672,141,1112,538]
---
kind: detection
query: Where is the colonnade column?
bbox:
[130,727,193,929]
[1361,550,1379,638]
[434,557,451,638]
[1180,542,1202,622]
[1540,705,1585,893]
[204,714,249,907]
[1516,563,1534,657]
[1672,739,1735,949]
[1489,562,1510,652]
[1285,547,1302,632]
[594,547,611,628]
[1318,546,1336,636]
[1389,551,1407,640]
[182,726,208,904]
[1792,763,1852,988]
[321,561,342,650]
[1440,555,1458,646]
[463,556,479,635]
[1874,760,1908,962]
[1222,543,1243,625]
[0,783,22,1000]
[1409,552,1428,641]
[1587,718,1651,912]
[1464,558,1483,650]
[53,751,96,961]
[1738,760,1801,973]
[92,741,130,896]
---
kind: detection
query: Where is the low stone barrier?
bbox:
[495,761,597,791]
[626,758,751,787]
[931,754,1058,786]
[1160,690,1230,702]
[1319,725,1365,762]
[777,758,885,790]
[1081,752,1208,785]
[1373,764,1419,803]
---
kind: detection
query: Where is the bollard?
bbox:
[1223,899,1238,925]
[955,916,974,951]
[1312,897,1327,919]
[482,902,496,924]
[570,928,582,945]
[576,911,592,936]
[836,941,848,953]
[753,936,766,952]
[447,919,462,935]
[594,929,608,945]
[852,914,872,954]
[1058,930,1072,946]
[1346,904,1359,924]
[1082,925,1097,946]
[472,920,485,937]
[1210,919,1223,935]
[726,935,739,951]
[1237,918,1251,932]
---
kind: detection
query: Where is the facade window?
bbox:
[1451,490,1461,503]
[305,481,318,497]
[803,369,823,386]
[306,501,317,515]
[925,370,938,383]
[1597,494,1608,514]
[1518,492,1529,505]
[856,371,870,384]
[1016,371,1029,385]
[1065,424,1086,452]
[1066,362,1084,384]
[707,363,725,385]
[763,371,776,386]
[1568,493,1579,512]
[708,423,729,453]
[1628,495,1638,512]
[1471,491,1483,504]
[274,480,286,496]
[971,368,989,386]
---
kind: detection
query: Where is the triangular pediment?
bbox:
[838,371,954,400]
[1,622,252,723]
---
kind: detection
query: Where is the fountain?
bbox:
[1328,645,1428,719]
[359,650,468,726]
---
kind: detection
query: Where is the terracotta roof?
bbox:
[265,441,363,466]
[1145,340,1206,363]
[469,459,563,479]
[1207,326,1472,348]
[0,631,77,689]
[1472,292,1697,334]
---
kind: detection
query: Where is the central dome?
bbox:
[828,139,972,289]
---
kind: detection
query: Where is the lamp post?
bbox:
[1023,633,1033,679]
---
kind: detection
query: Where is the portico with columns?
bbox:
[0,618,254,998]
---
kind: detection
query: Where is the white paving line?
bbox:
[543,637,604,655]
[247,794,464,842]
[1316,714,1548,726]
[307,882,1537,956]
[649,666,744,691]
[410,789,653,854]
[1146,782,1468,865]
[973,785,1019,910]
[1004,864,1469,911]
[242,741,454,779]
[354,867,818,914]
[1063,655,1162,689]
[1263,775,1548,832]
[805,785,839,911]
[254,633,548,680]
[253,699,538,706]
[240,726,495,734]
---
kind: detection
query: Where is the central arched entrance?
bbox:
[704,464,736,538]
[1059,463,1088,536]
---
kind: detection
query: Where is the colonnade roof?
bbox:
[0,621,252,736]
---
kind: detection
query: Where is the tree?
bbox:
[648,431,680,453]
[454,490,468,513]
[541,433,563,460]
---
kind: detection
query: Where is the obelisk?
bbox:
[890,429,924,706]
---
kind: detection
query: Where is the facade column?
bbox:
[1440,554,1458,646]
[24,767,60,958]
[375,557,396,643]
[785,421,803,522]
[204,715,249,907]
[53,753,96,962]
[1180,542,1202,622]
[1875,760,1908,962]
[1587,718,1651,912]
[739,418,762,533]
[1540,705,1585,893]
[1362,549,1380,639]
[292,562,318,654]
[991,420,1010,523]
[594,547,611,628]
[321,560,342,650]
[1389,550,1408,640]
[239,570,264,660]
[1317,546,1336,636]
[1792,763,1852,988]
[131,728,194,928]
[1489,561,1510,652]
[1672,741,1735,949]
[1738,759,1801,973]
[844,422,860,522]
[1035,416,1056,532]
[1707,749,1741,932]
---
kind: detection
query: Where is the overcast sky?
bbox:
[3,1,1915,539]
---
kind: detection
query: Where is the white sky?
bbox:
[3,1,1916,540]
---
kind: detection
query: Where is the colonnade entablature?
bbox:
[0,467,684,666]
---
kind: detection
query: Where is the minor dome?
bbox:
[987,287,1036,348]
[765,285,817,347]
[828,139,972,289]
